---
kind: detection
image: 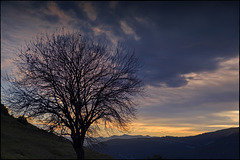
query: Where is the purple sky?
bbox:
[1,1,239,136]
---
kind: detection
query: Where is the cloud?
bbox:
[1,58,14,73]
[46,2,76,26]
[120,20,140,41]
[109,1,118,9]
[139,56,238,107]
[116,2,239,87]
[164,75,188,87]
[1,1,239,137]
[83,2,97,21]
[213,110,239,124]
[1,1,78,80]
[2,1,238,89]
[133,56,239,135]
[135,17,148,24]
[129,108,239,137]
[92,26,122,46]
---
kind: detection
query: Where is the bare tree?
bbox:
[2,29,143,159]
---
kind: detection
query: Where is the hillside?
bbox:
[94,127,239,159]
[1,104,113,159]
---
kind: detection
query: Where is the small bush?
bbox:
[17,116,28,125]
[1,104,9,115]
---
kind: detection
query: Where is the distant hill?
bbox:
[93,127,239,159]
[95,134,151,142]
[1,104,113,159]
[64,134,151,146]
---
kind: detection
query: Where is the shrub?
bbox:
[1,104,9,115]
[17,116,28,125]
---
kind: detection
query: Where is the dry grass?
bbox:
[1,105,113,159]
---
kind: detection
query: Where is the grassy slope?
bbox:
[1,106,113,159]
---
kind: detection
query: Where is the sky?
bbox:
[1,1,239,137]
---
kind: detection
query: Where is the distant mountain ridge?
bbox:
[63,134,151,145]
[68,132,184,145]
[93,127,239,159]
[96,134,151,142]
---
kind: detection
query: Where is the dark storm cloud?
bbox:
[113,1,239,87]
[1,1,239,88]
[53,1,238,87]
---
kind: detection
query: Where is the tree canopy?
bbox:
[2,29,143,159]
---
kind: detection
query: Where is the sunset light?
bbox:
[1,1,239,159]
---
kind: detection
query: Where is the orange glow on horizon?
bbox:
[128,122,206,137]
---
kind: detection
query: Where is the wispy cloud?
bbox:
[135,17,148,24]
[92,26,122,46]
[133,56,239,136]
[120,20,140,41]
[47,2,76,26]
[82,2,97,21]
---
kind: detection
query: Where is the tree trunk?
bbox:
[72,135,85,159]
[73,146,84,160]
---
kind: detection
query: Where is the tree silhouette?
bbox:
[3,29,143,159]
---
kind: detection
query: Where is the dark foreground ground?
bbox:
[1,104,113,159]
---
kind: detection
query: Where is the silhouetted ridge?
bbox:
[93,127,239,159]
